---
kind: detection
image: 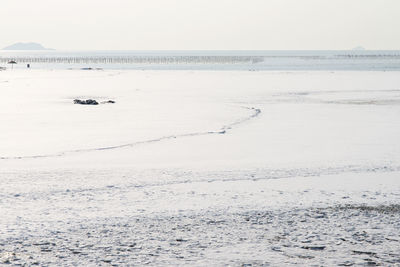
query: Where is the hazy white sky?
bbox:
[0,0,399,50]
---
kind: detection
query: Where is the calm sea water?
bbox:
[1,50,399,70]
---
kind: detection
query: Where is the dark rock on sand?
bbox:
[73,99,115,105]
[73,99,99,105]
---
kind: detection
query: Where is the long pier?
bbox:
[0,56,264,64]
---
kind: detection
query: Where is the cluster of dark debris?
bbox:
[73,99,115,105]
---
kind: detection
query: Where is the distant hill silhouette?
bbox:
[352,46,366,51]
[2,42,54,50]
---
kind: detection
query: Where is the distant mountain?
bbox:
[352,46,366,51]
[2,42,54,50]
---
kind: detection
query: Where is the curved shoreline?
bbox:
[0,106,261,160]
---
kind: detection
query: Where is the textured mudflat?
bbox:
[1,204,400,266]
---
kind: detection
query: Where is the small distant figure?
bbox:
[27,64,30,68]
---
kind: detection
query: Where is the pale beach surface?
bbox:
[1,69,400,265]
